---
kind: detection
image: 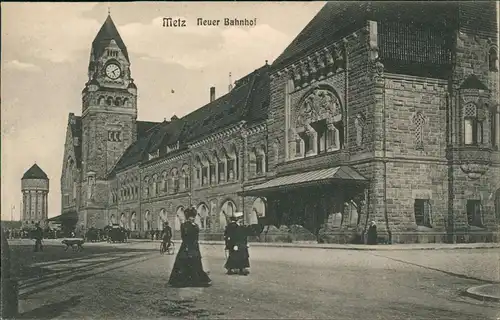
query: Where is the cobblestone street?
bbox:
[11,240,500,319]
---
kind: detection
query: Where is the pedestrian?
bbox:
[367,221,378,245]
[168,207,211,288]
[161,221,173,252]
[224,211,264,275]
[33,223,43,252]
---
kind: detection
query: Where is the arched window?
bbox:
[181,164,189,190]
[151,174,158,197]
[249,148,256,176]
[144,211,151,231]
[463,103,482,145]
[130,212,137,231]
[412,112,425,150]
[227,145,238,181]
[256,145,266,175]
[218,148,227,183]
[210,152,217,185]
[489,47,498,72]
[201,155,209,186]
[195,156,202,186]
[171,168,180,193]
[143,177,150,197]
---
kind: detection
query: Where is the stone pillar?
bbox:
[496,111,500,148]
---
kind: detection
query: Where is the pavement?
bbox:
[8,239,500,319]
[140,239,500,251]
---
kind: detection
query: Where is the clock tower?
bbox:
[80,14,138,228]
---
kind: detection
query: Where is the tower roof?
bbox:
[92,15,130,62]
[22,163,48,180]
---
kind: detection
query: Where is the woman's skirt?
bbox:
[224,247,250,270]
[168,249,211,288]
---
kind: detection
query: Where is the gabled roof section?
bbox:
[178,65,270,143]
[22,163,48,180]
[110,124,163,176]
[92,15,130,62]
[272,2,458,78]
[460,74,489,91]
[110,65,271,176]
[272,2,370,70]
[70,115,83,169]
[137,120,162,139]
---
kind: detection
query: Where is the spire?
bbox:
[92,15,130,62]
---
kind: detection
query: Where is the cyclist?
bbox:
[161,221,173,253]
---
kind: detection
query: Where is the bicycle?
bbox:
[160,241,175,255]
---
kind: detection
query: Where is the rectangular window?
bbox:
[227,159,235,180]
[295,139,301,156]
[209,164,216,184]
[467,200,483,227]
[464,118,482,145]
[304,135,313,154]
[202,167,208,185]
[326,128,337,149]
[414,199,432,227]
[218,162,225,182]
[173,179,180,193]
[255,155,262,174]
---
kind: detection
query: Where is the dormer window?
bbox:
[148,150,159,160]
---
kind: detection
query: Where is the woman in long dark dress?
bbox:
[168,207,212,287]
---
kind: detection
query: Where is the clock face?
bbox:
[105,63,121,80]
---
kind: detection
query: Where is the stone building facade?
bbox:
[21,164,49,226]
[60,2,500,243]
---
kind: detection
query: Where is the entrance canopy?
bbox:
[240,166,367,197]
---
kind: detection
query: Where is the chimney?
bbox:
[210,87,216,102]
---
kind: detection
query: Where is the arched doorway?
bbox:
[120,213,127,228]
[109,214,117,225]
[197,203,210,229]
[220,200,236,229]
[175,206,185,231]
[130,212,137,231]
[250,197,266,224]
[144,211,150,231]
[158,209,167,230]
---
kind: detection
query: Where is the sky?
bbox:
[1,2,325,220]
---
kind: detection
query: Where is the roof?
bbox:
[92,15,130,62]
[272,1,459,78]
[241,166,367,196]
[22,163,48,180]
[460,74,489,91]
[110,65,271,175]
